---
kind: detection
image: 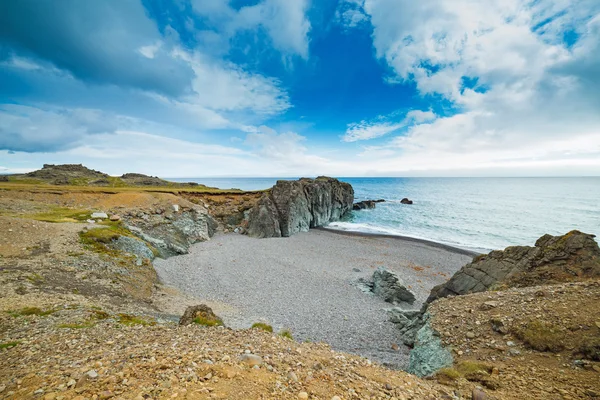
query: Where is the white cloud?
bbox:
[191,0,311,59]
[342,109,437,142]
[335,0,369,30]
[347,0,600,173]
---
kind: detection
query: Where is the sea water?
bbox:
[170,177,600,252]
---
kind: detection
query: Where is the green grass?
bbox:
[8,307,56,317]
[456,361,492,376]
[278,329,294,340]
[0,341,20,349]
[513,321,565,352]
[58,322,95,329]
[117,313,155,326]
[25,207,91,223]
[25,273,45,284]
[192,316,224,327]
[251,322,273,333]
[436,367,461,382]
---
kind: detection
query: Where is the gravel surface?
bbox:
[154,229,473,368]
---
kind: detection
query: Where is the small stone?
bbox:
[221,355,230,362]
[87,370,99,379]
[331,397,342,400]
[298,392,309,399]
[466,332,476,339]
[472,387,487,400]
[391,343,399,351]
[91,212,108,219]
[0,385,5,393]
[240,354,262,366]
[109,215,120,221]
[287,371,299,382]
[34,389,44,395]
[480,301,499,311]
[44,394,57,400]
[506,341,515,347]
[99,391,113,399]
[66,380,76,388]
[385,383,393,390]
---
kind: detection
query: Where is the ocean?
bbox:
[170,177,600,253]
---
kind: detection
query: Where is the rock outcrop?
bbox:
[247,177,354,238]
[372,267,416,305]
[179,305,223,326]
[401,198,413,205]
[353,199,385,210]
[426,230,600,305]
[124,207,217,257]
[407,315,453,377]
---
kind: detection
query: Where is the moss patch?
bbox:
[513,321,565,352]
[251,322,273,333]
[8,307,56,317]
[26,207,91,223]
[278,329,293,340]
[118,313,155,326]
[58,322,95,329]
[0,341,20,349]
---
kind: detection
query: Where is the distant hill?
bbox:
[5,164,210,188]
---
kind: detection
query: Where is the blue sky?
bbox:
[1,0,600,177]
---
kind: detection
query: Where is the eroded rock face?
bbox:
[426,230,600,304]
[372,267,416,305]
[247,177,354,238]
[353,199,385,210]
[124,207,217,257]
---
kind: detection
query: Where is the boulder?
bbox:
[353,199,385,210]
[372,267,416,305]
[179,305,223,326]
[247,177,354,238]
[400,198,413,205]
[426,230,600,304]
[91,212,108,219]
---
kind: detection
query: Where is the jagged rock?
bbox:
[426,231,600,304]
[407,315,453,377]
[110,236,154,265]
[353,199,384,210]
[179,305,223,326]
[372,267,416,305]
[124,208,217,257]
[246,194,282,238]
[247,177,354,238]
[401,198,413,205]
[387,308,424,346]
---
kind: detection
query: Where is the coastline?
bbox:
[317,226,481,257]
[154,228,474,368]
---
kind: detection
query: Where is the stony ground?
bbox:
[154,230,472,369]
[1,188,599,400]
[428,281,600,400]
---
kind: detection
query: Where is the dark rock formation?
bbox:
[401,198,413,205]
[179,305,223,326]
[426,230,600,305]
[247,177,354,238]
[388,309,424,346]
[353,199,385,210]
[372,267,416,305]
[124,208,217,257]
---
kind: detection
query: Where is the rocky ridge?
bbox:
[247,177,354,238]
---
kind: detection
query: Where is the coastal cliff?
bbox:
[426,230,600,304]
[247,177,354,238]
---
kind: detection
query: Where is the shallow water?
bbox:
[170,177,600,252]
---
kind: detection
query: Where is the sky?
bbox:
[1,0,600,177]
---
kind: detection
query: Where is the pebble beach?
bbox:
[154,228,474,368]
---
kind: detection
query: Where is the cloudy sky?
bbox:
[1,0,599,177]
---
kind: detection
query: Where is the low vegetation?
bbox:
[512,320,565,352]
[0,341,20,349]
[117,313,155,326]
[192,315,224,327]
[251,322,273,332]
[578,337,600,361]
[58,322,95,329]
[278,329,294,340]
[25,207,91,223]
[8,307,56,317]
